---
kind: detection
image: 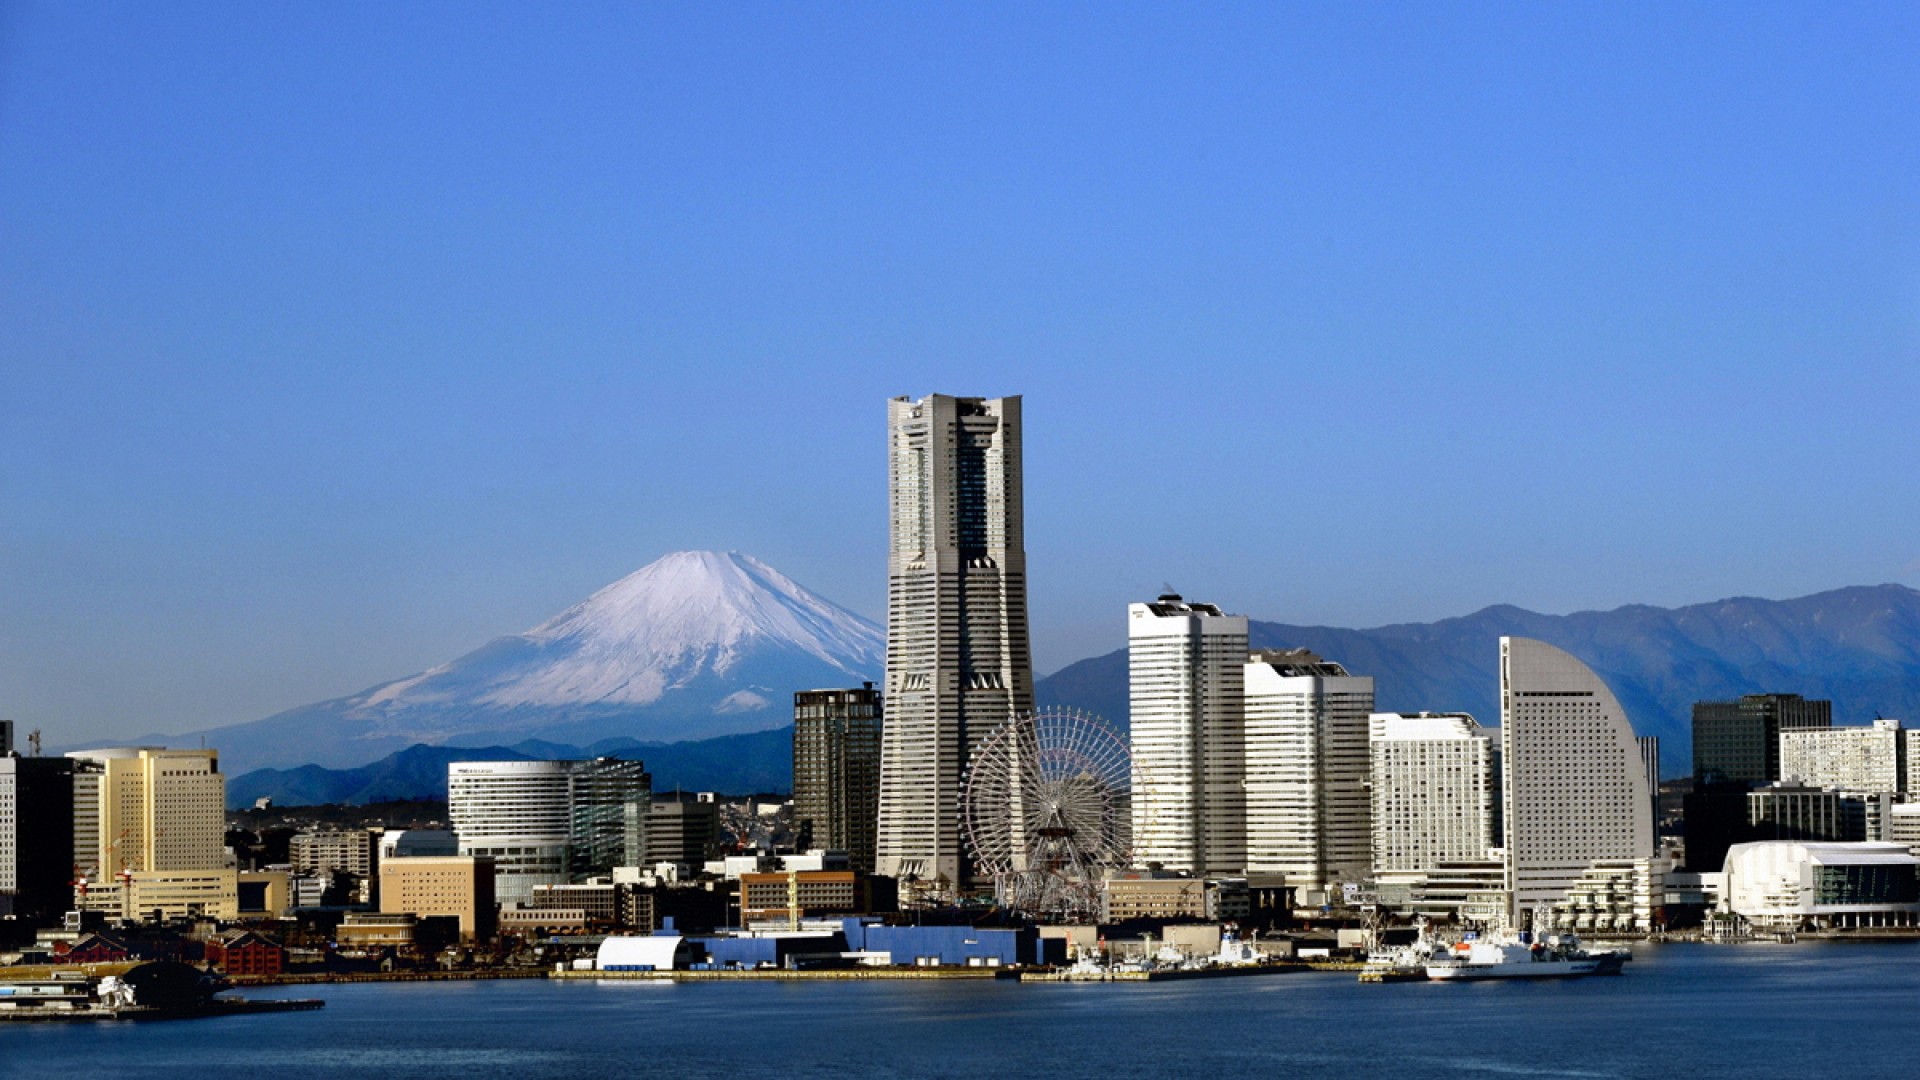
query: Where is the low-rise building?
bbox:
[1101,871,1207,922]
[205,930,287,978]
[739,870,871,926]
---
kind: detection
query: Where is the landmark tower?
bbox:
[876,394,1033,887]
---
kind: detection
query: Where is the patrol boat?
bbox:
[1423,931,1624,981]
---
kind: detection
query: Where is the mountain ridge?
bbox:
[224,727,794,809]
[1035,583,1920,774]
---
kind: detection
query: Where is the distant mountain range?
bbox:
[225,728,793,809]
[114,558,1920,804]
[143,551,882,774]
[1036,584,1920,774]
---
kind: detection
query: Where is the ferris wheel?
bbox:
[961,708,1143,921]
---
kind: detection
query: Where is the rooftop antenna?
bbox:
[28,729,42,757]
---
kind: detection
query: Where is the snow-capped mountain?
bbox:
[171,551,883,773]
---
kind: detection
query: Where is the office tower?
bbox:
[1780,720,1907,793]
[1243,649,1374,896]
[0,720,12,755]
[449,757,651,905]
[1127,596,1249,873]
[1369,713,1497,884]
[793,684,883,872]
[1686,695,1832,873]
[66,747,236,920]
[1693,694,1832,785]
[1500,638,1655,926]
[569,758,654,873]
[0,755,74,922]
[632,796,723,867]
[876,393,1033,886]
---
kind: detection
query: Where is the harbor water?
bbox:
[4,941,1916,1079]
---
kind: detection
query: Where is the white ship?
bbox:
[1423,932,1624,981]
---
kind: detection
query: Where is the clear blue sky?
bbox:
[3,4,1916,743]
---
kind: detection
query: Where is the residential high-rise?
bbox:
[67,747,235,920]
[1693,693,1832,785]
[0,755,74,922]
[1368,713,1497,888]
[1500,638,1656,927]
[876,394,1033,886]
[1243,649,1374,896]
[793,684,883,872]
[1127,596,1248,874]
[1780,720,1907,793]
[290,829,377,880]
[448,758,651,906]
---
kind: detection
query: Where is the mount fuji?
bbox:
[168,551,884,773]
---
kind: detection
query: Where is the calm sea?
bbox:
[3,942,1916,1079]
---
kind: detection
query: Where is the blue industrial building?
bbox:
[670,919,1060,969]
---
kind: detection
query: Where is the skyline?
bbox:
[4,5,1917,743]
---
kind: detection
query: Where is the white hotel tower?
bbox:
[1369,712,1498,889]
[1500,637,1655,926]
[1127,596,1248,874]
[449,758,650,906]
[876,394,1033,886]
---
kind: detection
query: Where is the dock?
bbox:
[552,966,1007,981]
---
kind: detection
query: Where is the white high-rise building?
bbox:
[1243,650,1374,896]
[1369,712,1498,885]
[67,747,235,920]
[1500,638,1655,927]
[1127,596,1248,874]
[1780,720,1907,793]
[876,394,1033,887]
[449,758,651,906]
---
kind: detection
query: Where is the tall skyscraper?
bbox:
[1693,693,1832,785]
[1369,712,1497,886]
[1243,649,1374,895]
[793,684,883,872]
[876,394,1033,886]
[449,757,651,905]
[1500,638,1655,926]
[67,747,235,920]
[1127,596,1248,874]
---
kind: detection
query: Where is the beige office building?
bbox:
[380,855,496,940]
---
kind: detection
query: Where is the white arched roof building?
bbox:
[596,935,696,971]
